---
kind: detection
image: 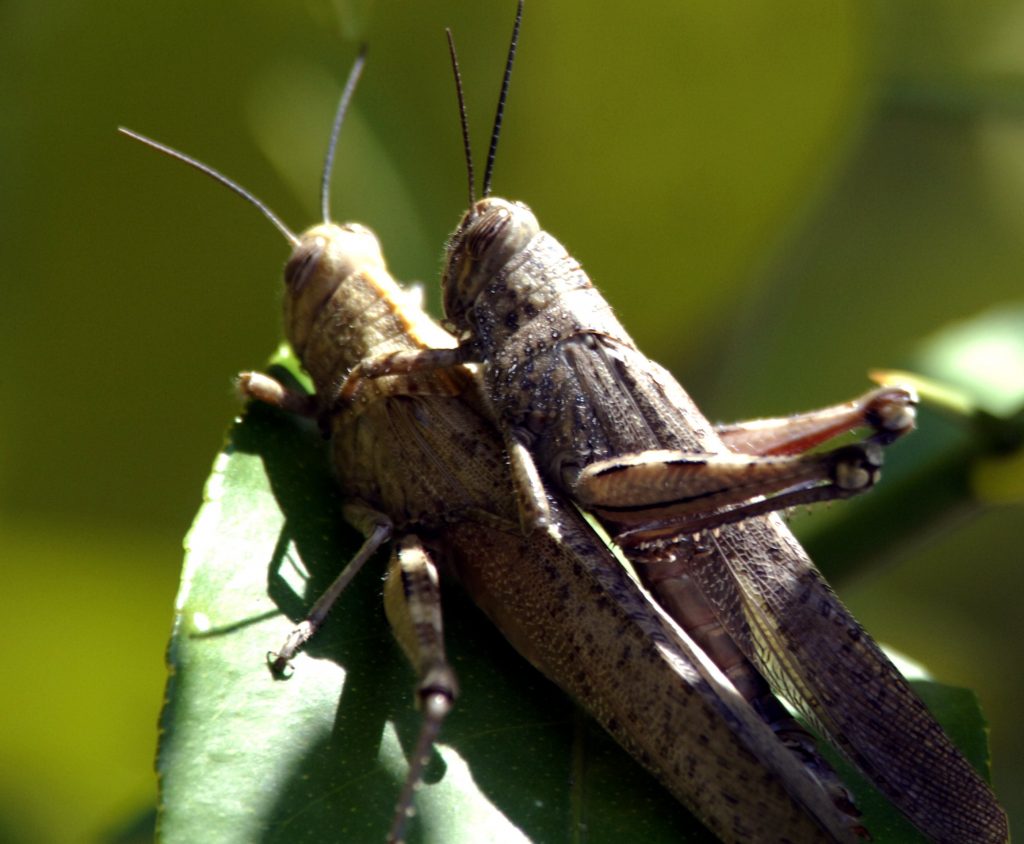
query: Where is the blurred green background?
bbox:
[2,0,1022,841]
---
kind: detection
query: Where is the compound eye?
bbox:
[284,241,324,294]
[466,207,509,259]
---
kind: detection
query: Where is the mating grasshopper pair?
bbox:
[132,6,1007,843]
[344,8,1006,841]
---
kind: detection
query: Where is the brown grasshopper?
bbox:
[122,53,875,843]
[347,5,1009,842]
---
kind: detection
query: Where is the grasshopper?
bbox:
[122,51,877,843]
[347,5,1009,842]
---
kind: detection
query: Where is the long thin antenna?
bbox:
[118,127,300,247]
[481,0,523,198]
[321,45,368,224]
[446,29,476,209]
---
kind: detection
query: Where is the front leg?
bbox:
[238,370,319,418]
[337,345,472,403]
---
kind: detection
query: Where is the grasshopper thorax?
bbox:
[442,197,539,332]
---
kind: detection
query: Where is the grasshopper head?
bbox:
[283,222,385,358]
[443,197,539,333]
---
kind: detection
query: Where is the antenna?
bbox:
[446,29,476,208]
[118,127,300,247]
[481,0,523,198]
[321,46,368,223]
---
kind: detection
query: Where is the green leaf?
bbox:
[158,364,998,843]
